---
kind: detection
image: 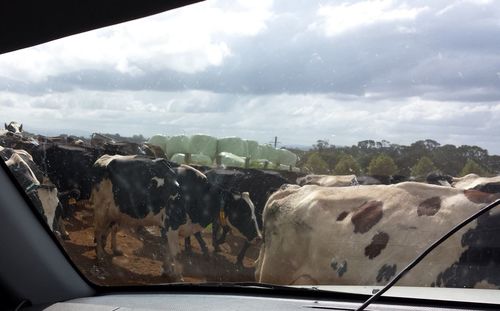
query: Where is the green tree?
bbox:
[305,152,329,174]
[368,154,398,176]
[411,156,437,178]
[313,139,330,152]
[460,159,487,176]
[334,155,361,175]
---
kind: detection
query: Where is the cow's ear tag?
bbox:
[219,209,227,226]
[68,198,77,205]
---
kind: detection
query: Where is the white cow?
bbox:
[256,182,500,288]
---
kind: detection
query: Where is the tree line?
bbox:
[287,139,500,178]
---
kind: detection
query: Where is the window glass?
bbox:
[1,0,500,295]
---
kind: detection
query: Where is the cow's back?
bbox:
[92,155,179,220]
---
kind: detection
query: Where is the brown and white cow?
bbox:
[296,174,358,187]
[255,182,500,288]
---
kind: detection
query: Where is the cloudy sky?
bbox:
[1,0,500,153]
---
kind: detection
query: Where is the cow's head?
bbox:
[5,121,23,134]
[150,158,185,226]
[221,190,262,243]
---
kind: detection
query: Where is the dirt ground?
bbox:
[60,202,260,286]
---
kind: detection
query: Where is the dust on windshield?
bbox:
[1,0,500,291]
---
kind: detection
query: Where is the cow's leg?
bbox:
[58,216,70,240]
[110,223,123,256]
[194,232,209,257]
[212,221,229,253]
[53,212,70,240]
[95,222,110,262]
[236,241,251,268]
[212,222,220,252]
[161,228,183,282]
[52,202,70,240]
[184,236,192,254]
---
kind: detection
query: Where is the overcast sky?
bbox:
[1,0,500,153]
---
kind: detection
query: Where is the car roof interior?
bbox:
[0,0,202,55]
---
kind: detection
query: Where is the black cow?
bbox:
[205,168,290,266]
[0,146,66,238]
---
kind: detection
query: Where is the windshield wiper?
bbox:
[165,281,320,292]
[355,199,500,311]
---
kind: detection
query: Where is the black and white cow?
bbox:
[91,155,261,280]
[0,146,66,238]
[256,182,500,287]
[205,168,290,266]
[91,154,183,279]
[174,165,262,258]
[4,121,23,134]
[32,142,104,217]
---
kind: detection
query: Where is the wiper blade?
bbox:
[355,199,500,311]
[164,281,319,292]
[229,281,321,291]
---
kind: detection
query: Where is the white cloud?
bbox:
[3,89,500,153]
[0,0,273,82]
[312,0,427,36]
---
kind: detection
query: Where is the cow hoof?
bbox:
[55,230,70,240]
[61,231,70,240]
[161,272,184,283]
[91,265,109,280]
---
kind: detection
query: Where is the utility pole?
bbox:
[269,136,281,148]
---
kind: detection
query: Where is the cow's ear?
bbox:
[4,123,7,129]
[19,124,23,132]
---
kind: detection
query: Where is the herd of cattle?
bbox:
[2,121,500,288]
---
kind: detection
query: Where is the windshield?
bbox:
[2,0,500,301]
